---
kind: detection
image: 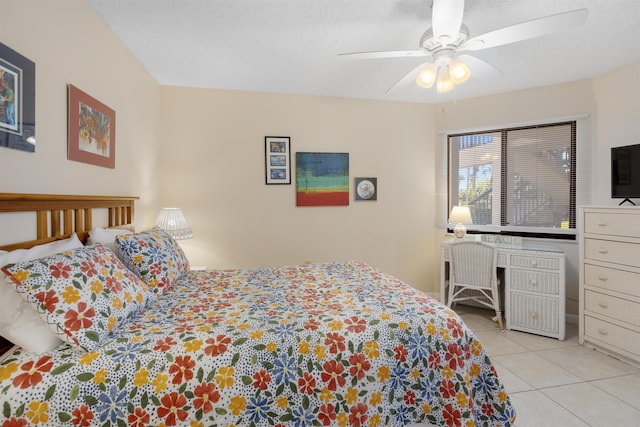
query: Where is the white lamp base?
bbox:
[453,223,467,238]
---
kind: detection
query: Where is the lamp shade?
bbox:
[449,60,471,85]
[449,206,472,224]
[416,63,437,88]
[449,206,472,238]
[155,208,193,240]
[436,66,455,93]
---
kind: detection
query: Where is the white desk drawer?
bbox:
[584,264,640,297]
[510,269,559,295]
[584,238,640,267]
[585,316,640,356]
[509,255,560,271]
[585,212,640,238]
[585,290,640,327]
[509,292,559,334]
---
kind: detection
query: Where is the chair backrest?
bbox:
[449,241,497,289]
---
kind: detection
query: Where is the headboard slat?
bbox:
[74,208,83,233]
[85,208,93,231]
[64,209,73,235]
[51,210,62,237]
[36,211,48,240]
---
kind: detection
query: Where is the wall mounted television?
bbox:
[611,143,640,206]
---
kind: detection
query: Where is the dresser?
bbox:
[579,206,640,365]
[441,238,566,340]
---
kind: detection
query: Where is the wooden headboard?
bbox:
[0,193,139,251]
[0,193,139,354]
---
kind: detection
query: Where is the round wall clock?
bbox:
[355,177,377,201]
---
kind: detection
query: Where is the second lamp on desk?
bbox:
[449,206,472,238]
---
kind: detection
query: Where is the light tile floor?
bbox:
[457,306,640,427]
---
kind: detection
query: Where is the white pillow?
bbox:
[0,234,83,353]
[86,227,132,252]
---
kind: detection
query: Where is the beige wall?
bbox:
[592,62,640,205]
[0,0,161,234]
[158,87,438,291]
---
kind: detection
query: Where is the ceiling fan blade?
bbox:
[386,62,431,93]
[338,50,430,59]
[432,0,465,39]
[456,54,503,78]
[460,8,588,52]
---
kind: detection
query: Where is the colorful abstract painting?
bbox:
[296,152,349,206]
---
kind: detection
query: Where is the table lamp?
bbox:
[155,208,193,240]
[449,206,472,238]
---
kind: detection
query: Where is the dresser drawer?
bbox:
[584,212,640,238]
[585,290,640,327]
[585,316,640,357]
[509,255,560,271]
[509,292,559,335]
[584,264,640,297]
[510,269,559,295]
[583,238,640,267]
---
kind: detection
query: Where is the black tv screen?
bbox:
[611,143,640,202]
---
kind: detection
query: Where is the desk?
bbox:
[441,239,566,340]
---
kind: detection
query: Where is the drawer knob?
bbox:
[530,278,538,286]
[530,311,539,320]
[598,328,608,336]
[597,275,608,282]
[597,248,608,254]
[598,301,609,309]
[530,260,538,266]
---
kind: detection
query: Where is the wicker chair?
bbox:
[447,241,504,330]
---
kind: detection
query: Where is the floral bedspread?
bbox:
[0,261,515,427]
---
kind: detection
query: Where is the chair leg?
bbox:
[496,313,504,331]
[447,284,455,308]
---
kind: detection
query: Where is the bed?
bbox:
[0,193,516,427]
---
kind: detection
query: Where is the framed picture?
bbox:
[265,136,291,184]
[296,152,349,206]
[68,84,116,168]
[355,177,377,201]
[0,42,36,153]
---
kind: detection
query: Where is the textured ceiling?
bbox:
[88,0,640,104]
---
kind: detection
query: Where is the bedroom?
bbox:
[0,0,639,425]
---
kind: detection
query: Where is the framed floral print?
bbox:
[68,84,116,168]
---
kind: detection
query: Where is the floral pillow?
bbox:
[1,244,154,352]
[0,234,84,353]
[114,228,190,295]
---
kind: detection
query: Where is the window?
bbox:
[447,121,577,238]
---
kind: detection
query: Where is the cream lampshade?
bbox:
[155,208,193,240]
[449,206,472,238]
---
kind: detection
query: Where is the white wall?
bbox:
[0,0,162,237]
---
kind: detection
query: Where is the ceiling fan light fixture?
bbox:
[449,60,471,84]
[416,64,437,88]
[436,66,455,93]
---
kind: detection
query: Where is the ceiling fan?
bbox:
[339,0,588,94]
